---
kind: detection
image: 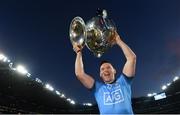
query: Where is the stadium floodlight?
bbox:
[173,76,179,82]
[70,100,75,105]
[87,103,92,106]
[83,103,93,106]
[60,94,66,98]
[147,93,152,97]
[35,78,42,83]
[0,54,5,60]
[16,65,28,75]
[27,73,31,77]
[66,98,76,105]
[0,54,8,62]
[2,57,7,62]
[162,85,167,90]
[86,103,92,106]
[45,83,54,91]
[167,83,171,86]
[67,98,71,101]
[55,90,60,95]
[147,93,156,97]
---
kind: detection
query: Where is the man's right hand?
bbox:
[73,44,83,54]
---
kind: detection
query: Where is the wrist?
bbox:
[116,38,123,46]
[76,50,81,54]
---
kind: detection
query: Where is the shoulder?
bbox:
[89,80,104,92]
[117,73,134,85]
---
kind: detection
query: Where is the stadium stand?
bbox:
[0,60,77,113]
[132,79,180,113]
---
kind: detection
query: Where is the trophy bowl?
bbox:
[69,16,86,49]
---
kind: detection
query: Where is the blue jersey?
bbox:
[92,74,134,114]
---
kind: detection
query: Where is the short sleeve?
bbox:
[117,73,134,86]
[89,80,102,94]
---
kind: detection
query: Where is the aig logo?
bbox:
[104,89,124,105]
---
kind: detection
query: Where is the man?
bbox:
[73,31,136,114]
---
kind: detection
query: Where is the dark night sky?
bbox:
[0,0,180,104]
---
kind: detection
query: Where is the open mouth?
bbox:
[103,72,110,76]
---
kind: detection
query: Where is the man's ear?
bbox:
[113,68,116,74]
[100,72,102,78]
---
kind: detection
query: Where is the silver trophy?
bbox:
[69,9,116,57]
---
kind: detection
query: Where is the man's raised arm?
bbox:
[74,45,95,89]
[114,32,137,77]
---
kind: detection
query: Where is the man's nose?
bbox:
[104,70,109,73]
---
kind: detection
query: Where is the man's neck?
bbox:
[105,78,116,84]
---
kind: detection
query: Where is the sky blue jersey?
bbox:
[92,73,134,114]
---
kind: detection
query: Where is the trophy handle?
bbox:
[69,16,87,48]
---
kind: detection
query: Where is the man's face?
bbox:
[100,63,116,83]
